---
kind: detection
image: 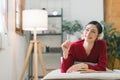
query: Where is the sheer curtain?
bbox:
[0,0,8,48]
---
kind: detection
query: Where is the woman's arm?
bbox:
[88,40,108,71]
[66,63,88,73]
[61,42,75,73]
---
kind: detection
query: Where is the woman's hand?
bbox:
[61,40,71,59]
[66,63,88,73]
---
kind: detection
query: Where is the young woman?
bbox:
[61,21,108,73]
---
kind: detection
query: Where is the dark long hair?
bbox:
[86,21,103,34]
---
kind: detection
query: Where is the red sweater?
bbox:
[61,40,108,73]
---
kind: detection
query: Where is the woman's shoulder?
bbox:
[95,40,106,46]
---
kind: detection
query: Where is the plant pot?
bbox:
[114,58,120,69]
[107,56,120,70]
[67,34,78,42]
[107,56,115,70]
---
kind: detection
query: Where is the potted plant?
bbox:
[101,21,120,70]
[62,20,83,41]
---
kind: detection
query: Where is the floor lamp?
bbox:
[20,9,48,80]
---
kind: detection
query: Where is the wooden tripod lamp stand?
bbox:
[20,9,48,80]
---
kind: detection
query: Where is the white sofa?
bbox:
[42,69,120,80]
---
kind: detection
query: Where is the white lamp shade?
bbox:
[22,9,48,31]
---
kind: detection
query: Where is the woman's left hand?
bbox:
[66,63,88,73]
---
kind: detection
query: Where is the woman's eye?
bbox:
[92,31,96,33]
[85,29,89,31]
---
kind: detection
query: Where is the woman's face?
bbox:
[83,24,99,42]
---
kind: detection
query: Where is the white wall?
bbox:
[25,0,104,42]
[25,0,104,26]
[0,0,28,80]
[70,0,104,26]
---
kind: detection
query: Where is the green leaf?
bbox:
[62,20,83,35]
[101,20,120,61]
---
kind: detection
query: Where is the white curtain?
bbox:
[0,0,7,48]
[0,0,6,33]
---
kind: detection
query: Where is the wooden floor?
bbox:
[28,53,61,80]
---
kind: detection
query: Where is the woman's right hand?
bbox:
[61,40,71,59]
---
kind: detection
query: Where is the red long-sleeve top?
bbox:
[61,40,108,73]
